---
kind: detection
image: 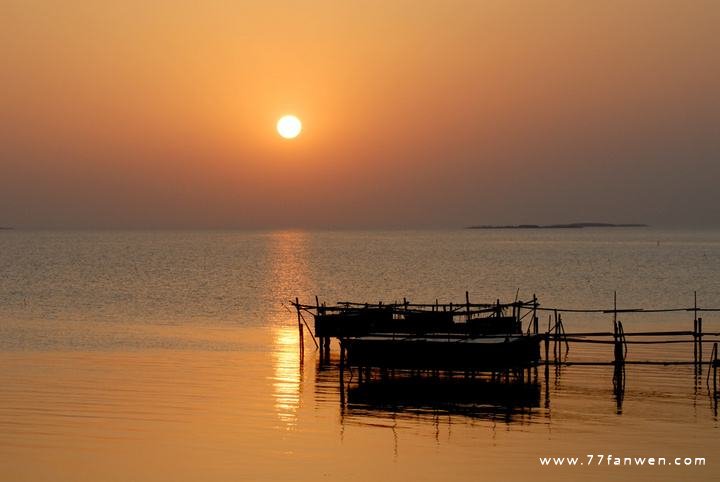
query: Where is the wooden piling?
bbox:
[694,317,698,364]
[545,316,550,365]
[611,320,627,367]
[694,291,699,367]
[296,297,304,356]
[553,310,559,360]
[698,317,704,365]
[466,291,471,322]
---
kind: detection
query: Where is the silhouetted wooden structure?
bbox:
[291,291,720,410]
[293,293,542,372]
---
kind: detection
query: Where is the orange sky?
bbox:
[1,1,719,228]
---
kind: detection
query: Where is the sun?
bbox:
[276,115,302,139]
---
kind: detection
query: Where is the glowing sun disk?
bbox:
[276,115,302,139]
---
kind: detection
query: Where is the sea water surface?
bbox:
[0,228,719,481]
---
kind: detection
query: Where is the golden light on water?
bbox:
[266,230,311,429]
[271,325,302,428]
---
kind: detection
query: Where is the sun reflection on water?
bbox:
[271,325,302,428]
[266,230,311,430]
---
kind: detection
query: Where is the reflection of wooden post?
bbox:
[693,291,699,367]
[713,342,717,396]
[544,361,550,409]
[339,342,345,377]
[694,317,698,364]
[339,342,345,405]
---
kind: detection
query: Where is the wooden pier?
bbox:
[291,292,720,405]
[293,293,542,368]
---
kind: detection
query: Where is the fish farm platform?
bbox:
[343,334,541,370]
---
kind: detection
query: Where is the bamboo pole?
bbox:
[466,291,471,322]
[699,317,704,366]
[296,297,304,357]
[545,316,550,365]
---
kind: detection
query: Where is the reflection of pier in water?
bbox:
[347,377,541,421]
[310,348,720,433]
[314,353,547,425]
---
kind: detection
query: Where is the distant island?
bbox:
[466,222,648,230]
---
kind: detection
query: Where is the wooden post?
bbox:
[613,320,625,365]
[613,319,618,363]
[698,317,703,365]
[613,290,617,325]
[693,291,699,366]
[545,315,551,365]
[465,291,471,322]
[296,297,304,356]
[314,295,323,361]
[559,313,569,354]
[555,317,559,360]
[694,317,698,364]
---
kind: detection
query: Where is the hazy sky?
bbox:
[1,1,719,228]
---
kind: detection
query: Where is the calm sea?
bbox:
[1,228,719,481]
